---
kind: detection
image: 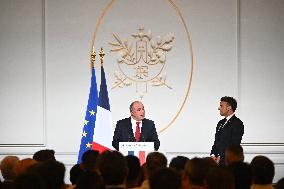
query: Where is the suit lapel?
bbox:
[225,114,236,127]
[218,115,236,132]
[217,118,226,132]
[127,117,135,141]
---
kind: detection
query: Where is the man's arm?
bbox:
[112,121,122,151]
[230,119,244,144]
[210,128,218,156]
[149,120,160,151]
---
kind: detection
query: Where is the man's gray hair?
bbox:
[129,101,141,112]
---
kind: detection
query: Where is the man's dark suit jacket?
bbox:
[112,117,160,151]
[210,114,244,165]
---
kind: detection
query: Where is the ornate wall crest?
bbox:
[109,27,174,99]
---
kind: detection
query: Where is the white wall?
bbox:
[0,0,283,183]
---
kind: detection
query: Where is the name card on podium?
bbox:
[119,142,154,165]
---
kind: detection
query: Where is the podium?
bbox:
[119,142,154,165]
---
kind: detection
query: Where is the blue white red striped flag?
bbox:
[92,65,114,153]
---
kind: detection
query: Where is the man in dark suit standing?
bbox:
[210,96,244,166]
[112,101,160,151]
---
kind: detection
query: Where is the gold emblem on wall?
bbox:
[109,27,174,99]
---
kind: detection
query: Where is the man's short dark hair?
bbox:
[250,155,275,184]
[81,150,99,171]
[184,157,210,186]
[276,177,284,189]
[146,152,167,177]
[227,144,243,156]
[69,164,83,185]
[149,168,181,189]
[33,149,56,162]
[169,156,189,173]
[227,162,252,189]
[35,160,66,189]
[97,151,128,185]
[220,96,237,112]
[206,167,235,189]
[126,155,141,181]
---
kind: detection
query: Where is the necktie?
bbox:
[135,122,140,142]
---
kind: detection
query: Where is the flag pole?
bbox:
[99,47,105,66]
[91,46,96,69]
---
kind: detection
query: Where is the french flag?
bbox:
[92,64,114,153]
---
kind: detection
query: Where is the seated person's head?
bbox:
[69,164,84,185]
[225,144,244,166]
[227,161,252,189]
[14,172,46,189]
[150,168,181,189]
[13,158,37,177]
[125,155,141,188]
[276,177,284,189]
[33,160,66,189]
[33,149,56,162]
[183,157,209,188]
[146,152,167,178]
[81,150,99,171]
[0,155,20,181]
[169,156,189,174]
[206,167,235,189]
[250,155,274,185]
[96,151,128,186]
[75,171,105,189]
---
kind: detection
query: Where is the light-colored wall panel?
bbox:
[239,0,284,143]
[44,0,106,152]
[0,0,45,145]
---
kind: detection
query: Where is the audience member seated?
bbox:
[225,144,244,166]
[227,161,252,189]
[125,155,142,188]
[205,167,235,189]
[33,160,66,189]
[69,150,99,185]
[81,150,99,171]
[33,149,56,162]
[13,158,37,177]
[97,151,128,189]
[149,168,181,189]
[182,157,210,189]
[276,178,284,189]
[169,156,189,174]
[134,152,167,189]
[202,157,218,168]
[74,171,105,189]
[69,164,84,185]
[250,155,275,189]
[0,156,19,189]
[14,172,46,189]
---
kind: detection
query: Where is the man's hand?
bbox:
[211,155,220,164]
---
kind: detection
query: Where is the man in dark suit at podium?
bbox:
[210,96,244,166]
[112,101,160,151]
